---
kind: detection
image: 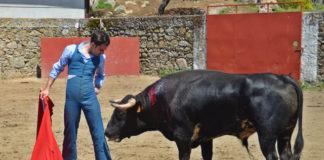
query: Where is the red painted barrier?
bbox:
[41,37,140,78]
[207,12,302,81]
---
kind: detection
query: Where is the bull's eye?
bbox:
[116,110,126,121]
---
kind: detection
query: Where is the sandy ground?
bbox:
[1,76,324,160]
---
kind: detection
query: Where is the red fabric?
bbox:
[36,97,54,137]
[31,96,63,160]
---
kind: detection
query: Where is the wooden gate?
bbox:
[206,3,303,81]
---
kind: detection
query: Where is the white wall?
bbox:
[301,12,319,84]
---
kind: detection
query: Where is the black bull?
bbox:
[105,70,303,160]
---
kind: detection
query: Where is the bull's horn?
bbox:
[109,98,122,103]
[110,98,136,110]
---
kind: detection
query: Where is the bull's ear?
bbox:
[137,105,144,113]
[110,98,136,110]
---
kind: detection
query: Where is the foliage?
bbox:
[272,5,301,12]
[300,82,324,90]
[219,8,229,14]
[306,3,324,12]
[159,69,180,78]
[276,0,312,10]
[94,0,114,10]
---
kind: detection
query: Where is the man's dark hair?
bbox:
[91,30,110,46]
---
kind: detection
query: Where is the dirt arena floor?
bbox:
[1,76,324,160]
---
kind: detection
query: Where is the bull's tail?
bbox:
[282,75,304,160]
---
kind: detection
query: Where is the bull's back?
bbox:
[160,70,247,134]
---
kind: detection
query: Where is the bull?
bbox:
[105,70,303,160]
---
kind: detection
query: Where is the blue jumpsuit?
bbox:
[62,46,111,160]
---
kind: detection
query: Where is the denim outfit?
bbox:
[49,41,111,160]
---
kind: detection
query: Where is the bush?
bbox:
[277,0,312,10]
[95,0,114,10]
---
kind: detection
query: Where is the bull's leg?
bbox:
[175,140,191,160]
[277,134,293,160]
[201,140,213,160]
[174,128,192,160]
[258,134,278,160]
[158,0,170,15]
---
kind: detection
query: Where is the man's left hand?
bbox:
[95,87,100,95]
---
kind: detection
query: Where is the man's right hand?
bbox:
[40,88,49,98]
[40,77,55,98]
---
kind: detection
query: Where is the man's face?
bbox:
[91,42,108,57]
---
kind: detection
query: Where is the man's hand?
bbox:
[95,87,100,95]
[40,77,55,98]
[40,88,49,98]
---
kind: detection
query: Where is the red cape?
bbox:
[31,96,63,160]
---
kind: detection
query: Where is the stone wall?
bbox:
[317,12,324,82]
[0,15,206,78]
[0,13,323,83]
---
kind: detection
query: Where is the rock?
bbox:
[28,41,37,47]
[151,52,161,57]
[179,27,186,35]
[159,41,165,48]
[141,1,150,8]
[90,0,100,8]
[179,40,189,47]
[7,42,17,49]
[125,9,133,14]
[166,28,174,34]
[0,41,5,49]
[9,57,25,69]
[171,40,178,46]
[29,30,41,36]
[62,29,69,35]
[125,1,137,5]
[176,58,188,69]
[147,42,154,48]
[115,5,126,14]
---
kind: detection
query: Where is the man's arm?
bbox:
[94,54,106,95]
[40,77,55,98]
[39,45,75,97]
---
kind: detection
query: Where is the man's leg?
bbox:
[62,99,81,160]
[83,98,112,160]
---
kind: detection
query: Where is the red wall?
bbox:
[41,37,140,78]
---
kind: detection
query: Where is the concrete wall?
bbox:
[302,12,319,84]
[0,0,85,18]
[301,12,324,84]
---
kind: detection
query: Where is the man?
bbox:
[40,30,112,160]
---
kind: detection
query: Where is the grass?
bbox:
[219,8,229,14]
[272,6,302,12]
[94,0,114,10]
[159,69,180,78]
[306,4,324,12]
[301,82,324,91]
[272,3,324,12]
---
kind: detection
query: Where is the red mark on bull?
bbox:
[148,87,157,105]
